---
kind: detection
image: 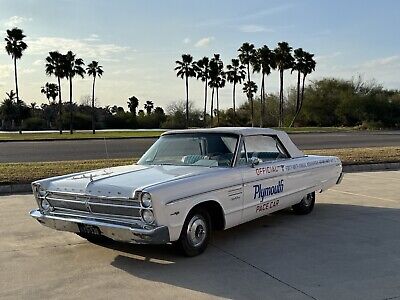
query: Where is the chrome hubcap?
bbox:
[187,215,207,247]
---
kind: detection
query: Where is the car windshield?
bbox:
[137,133,239,167]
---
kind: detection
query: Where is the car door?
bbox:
[238,135,292,223]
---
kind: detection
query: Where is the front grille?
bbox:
[45,191,141,221]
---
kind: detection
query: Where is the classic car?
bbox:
[30,127,343,256]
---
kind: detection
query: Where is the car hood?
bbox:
[42,164,214,198]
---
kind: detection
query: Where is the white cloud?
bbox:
[362,55,400,69]
[32,59,43,66]
[314,52,342,63]
[4,16,32,28]
[21,68,36,74]
[27,36,129,59]
[194,37,214,47]
[238,25,273,33]
[84,34,100,42]
[0,64,12,79]
[183,37,191,44]
[197,4,294,27]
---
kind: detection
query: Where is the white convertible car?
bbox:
[30,127,343,256]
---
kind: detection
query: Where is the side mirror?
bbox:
[250,157,260,168]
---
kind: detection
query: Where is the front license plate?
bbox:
[78,224,101,235]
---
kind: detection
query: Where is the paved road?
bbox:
[0,131,399,163]
[1,171,400,299]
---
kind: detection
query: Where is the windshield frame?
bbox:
[137,132,240,168]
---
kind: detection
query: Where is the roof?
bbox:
[162,127,280,136]
[162,127,304,158]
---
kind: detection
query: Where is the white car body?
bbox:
[30,127,343,250]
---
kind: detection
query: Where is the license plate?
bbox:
[78,224,101,235]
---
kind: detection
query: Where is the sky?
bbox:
[0,0,399,111]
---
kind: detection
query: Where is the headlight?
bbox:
[141,209,155,224]
[37,186,46,197]
[140,192,152,208]
[40,199,52,211]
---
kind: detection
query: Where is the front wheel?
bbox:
[292,192,315,215]
[177,209,211,257]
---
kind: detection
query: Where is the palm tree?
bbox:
[4,28,28,103]
[298,52,316,121]
[65,51,85,134]
[86,61,104,134]
[226,59,246,119]
[274,42,294,127]
[144,100,154,115]
[253,45,276,127]
[238,42,257,126]
[175,54,197,128]
[0,90,16,128]
[289,48,306,127]
[208,55,221,126]
[127,96,139,116]
[210,54,225,125]
[45,51,67,134]
[243,81,258,122]
[41,83,59,103]
[196,57,210,126]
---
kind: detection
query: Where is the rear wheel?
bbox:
[177,209,211,257]
[292,192,315,215]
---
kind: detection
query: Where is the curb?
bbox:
[0,184,31,195]
[0,136,160,143]
[343,162,400,173]
[1,162,399,196]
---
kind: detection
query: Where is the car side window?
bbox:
[236,140,248,166]
[244,135,288,162]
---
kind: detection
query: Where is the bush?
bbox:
[22,117,47,130]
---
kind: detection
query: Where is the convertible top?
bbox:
[162,127,305,158]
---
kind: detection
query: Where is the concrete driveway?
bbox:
[1,171,399,300]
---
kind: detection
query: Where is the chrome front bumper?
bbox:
[30,209,170,244]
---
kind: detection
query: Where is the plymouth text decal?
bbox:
[253,180,284,202]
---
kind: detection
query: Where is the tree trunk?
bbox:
[247,63,253,127]
[250,96,253,126]
[203,78,207,127]
[299,73,307,112]
[279,69,284,127]
[210,87,214,127]
[290,73,307,127]
[14,58,23,134]
[92,76,96,134]
[217,91,220,126]
[14,57,19,102]
[260,73,265,128]
[185,74,189,128]
[289,70,301,128]
[232,81,236,124]
[69,77,73,134]
[58,77,63,134]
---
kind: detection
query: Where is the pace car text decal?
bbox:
[253,180,284,202]
[256,199,279,213]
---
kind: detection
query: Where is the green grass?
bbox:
[279,126,359,133]
[0,130,165,141]
[1,146,399,185]
[0,127,364,141]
